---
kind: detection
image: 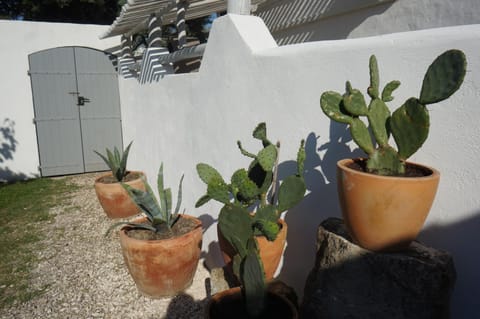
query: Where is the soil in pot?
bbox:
[207,287,297,319]
[97,171,143,183]
[125,216,199,240]
[347,158,433,177]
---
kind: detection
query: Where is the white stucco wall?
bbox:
[0,20,119,181]
[120,15,480,316]
[258,0,480,45]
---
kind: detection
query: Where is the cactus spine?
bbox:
[196,122,306,317]
[320,50,466,176]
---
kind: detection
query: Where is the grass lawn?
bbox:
[0,177,79,309]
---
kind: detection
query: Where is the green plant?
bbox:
[196,122,306,317]
[320,50,467,176]
[94,141,133,182]
[107,164,184,235]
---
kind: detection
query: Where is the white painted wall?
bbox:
[0,20,119,181]
[120,15,480,317]
[256,0,480,45]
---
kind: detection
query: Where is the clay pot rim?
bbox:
[337,158,440,181]
[94,170,145,184]
[119,214,202,244]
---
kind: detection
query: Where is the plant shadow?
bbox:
[278,122,364,297]
[0,118,29,183]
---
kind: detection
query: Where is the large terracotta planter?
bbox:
[337,158,440,251]
[206,286,298,319]
[218,219,287,280]
[94,171,145,218]
[119,215,202,298]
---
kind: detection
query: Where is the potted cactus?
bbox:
[107,164,202,298]
[196,122,306,279]
[320,49,467,251]
[94,141,145,218]
[205,204,298,318]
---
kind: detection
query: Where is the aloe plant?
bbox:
[94,141,133,182]
[196,122,306,317]
[107,163,184,234]
[320,50,467,176]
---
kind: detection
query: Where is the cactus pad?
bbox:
[197,163,224,184]
[366,146,404,176]
[390,98,430,160]
[257,144,278,172]
[420,49,467,104]
[320,91,353,124]
[367,98,391,147]
[207,180,231,204]
[350,118,374,155]
[368,55,380,99]
[343,88,369,116]
[277,175,306,213]
[231,169,260,201]
[381,80,401,102]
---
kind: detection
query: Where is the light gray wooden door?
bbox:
[29,47,123,177]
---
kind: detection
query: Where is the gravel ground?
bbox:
[3,173,211,319]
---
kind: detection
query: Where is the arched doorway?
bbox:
[29,46,123,176]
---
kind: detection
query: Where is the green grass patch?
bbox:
[0,177,80,309]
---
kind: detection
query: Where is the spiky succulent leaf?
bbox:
[420,49,467,104]
[390,98,430,160]
[232,254,242,279]
[118,141,133,181]
[218,205,253,257]
[367,98,391,147]
[381,80,401,102]
[277,175,306,213]
[197,163,224,185]
[157,163,167,214]
[366,146,405,176]
[162,188,172,225]
[368,55,380,99]
[243,245,266,318]
[343,88,369,116]
[174,175,184,215]
[257,144,277,172]
[122,183,160,223]
[350,118,374,154]
[320,91,353,124]
[195,194,211,208]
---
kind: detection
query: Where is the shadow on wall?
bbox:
[278,122,364,296]
[256,0,395,45]
[0,118,28,183]
[419,212,480,317]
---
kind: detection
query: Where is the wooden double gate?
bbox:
[29,47,123,177]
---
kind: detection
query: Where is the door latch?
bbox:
[77,96,90,106]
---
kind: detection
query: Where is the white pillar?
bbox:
[227,0,251,15]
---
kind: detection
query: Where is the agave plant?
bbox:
[107,163,184,235]
[94,141,133,182]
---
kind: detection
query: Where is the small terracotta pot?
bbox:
[119,215,203,298]
[94,171,145,218]
[206,286,298,319]
[337,158,440,251]
[218,219,287,280]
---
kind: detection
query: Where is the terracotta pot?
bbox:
[206,286,298,319]
[218,219,287,280]
[337,158,440,251]
[94,171,145,218]
[119,215,203,298]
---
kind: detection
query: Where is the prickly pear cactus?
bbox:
[197,124,307,317]
[320,50,466,176]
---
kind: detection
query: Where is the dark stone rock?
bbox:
[301,218,456,319]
